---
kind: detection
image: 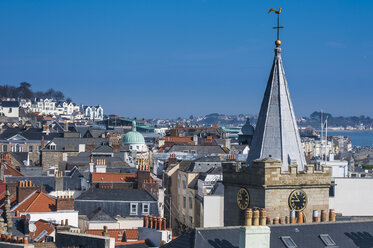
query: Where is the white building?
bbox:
[82,105,104,121]
[0,101,20,118]
[330,178,373,216]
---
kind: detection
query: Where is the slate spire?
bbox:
[247,43,306,171]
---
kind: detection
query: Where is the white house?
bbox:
[0,101,20,118]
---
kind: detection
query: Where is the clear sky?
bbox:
[0,0,372,118]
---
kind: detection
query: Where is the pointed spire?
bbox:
[247,44,306,171]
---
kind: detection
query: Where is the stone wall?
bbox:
[41,151,79,172]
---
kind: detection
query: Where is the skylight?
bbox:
[280,236,297,248]
[320,234,336,246]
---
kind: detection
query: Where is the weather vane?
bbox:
[268,8,283,46]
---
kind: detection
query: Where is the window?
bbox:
[320,234,336,246]
[2,145,7,152]
[136,145,139,150]
[183,196,186,209]
[189,196,193,209]
[191,150,196,154]
[50,145,56,150]
[130,203,138,215]
[37,146,41,152]
[189,216,193,225]
[8,108,12,113]
[183,150,189,153]
[142,203,150,214]
[280,236,297,248]
[28,145,33,152]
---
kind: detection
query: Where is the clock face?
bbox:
[288,189,307,211]
[237,188,250,210]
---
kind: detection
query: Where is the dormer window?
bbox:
[50,145,56,150]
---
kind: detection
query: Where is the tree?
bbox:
[66,97,73,103]
[44,88,56,99]
[53,91,65,102]
[18,82,33,99]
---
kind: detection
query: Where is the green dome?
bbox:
[124,121,145,144]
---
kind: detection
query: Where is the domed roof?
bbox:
[124,121,145,144]
[241,118,255,135]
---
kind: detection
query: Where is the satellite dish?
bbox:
[29,223,36,233]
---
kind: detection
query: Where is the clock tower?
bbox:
[223,35,331,225]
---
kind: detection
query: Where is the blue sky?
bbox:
[0,0,372,118]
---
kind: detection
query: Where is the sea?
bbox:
[327,131,373,147]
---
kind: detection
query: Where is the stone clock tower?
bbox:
[223,39,331,225]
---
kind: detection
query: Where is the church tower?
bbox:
[223,10,331,226]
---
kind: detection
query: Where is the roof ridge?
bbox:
[11,190,37,211]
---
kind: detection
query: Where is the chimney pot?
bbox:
[252,209,260,226]
[290,209,296,224]
[244,208,252,226]
[273,217,279,225]
[162,217,167,230]
[312,210,319,222]
[321,210,327,222]
[329,209,335,222]
[297,211,303,223]
[279,217,285,224]
[266,216,271,225]
[259,209,267,226]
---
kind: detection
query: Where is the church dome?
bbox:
[241,118,255,135]
[124,121,145,144]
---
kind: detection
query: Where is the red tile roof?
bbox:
[91,173,137,183]
[116,240,146,246]
[13,192,56,213]
[29,219,56,242]
[162,136,194,145]
[4,165,24,177]
[86,229,125,243]
[124,229,138,240]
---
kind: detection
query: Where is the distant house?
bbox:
[0,101,19,118]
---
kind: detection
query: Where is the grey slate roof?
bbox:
[87,207,117,222]
[167,145,227,154]
[163,227,240,248]
[247,46,306,171]
[77,188,156,202]
[1,101,19,107]
[165,220,373,248]
[43,137,107,151]
[75,189,158,217]
[6,167,83,192]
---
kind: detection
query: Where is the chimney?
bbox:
[312,210,319,222]
[297,211,303,223]
[95,159,107,173]
[259,209,266,226]
[244,209,252,226]
[55,171,64,192]
[273,218,279,225]
[41,136,45,149]
[112,142,120,153]
[64,121,68,132]
[266,217,271,225]
[168,154,177,168]
[86,142,95,152]
[4,190,12,233]
[329,209,335,222]
[157,217,162,230]
[149,216,153,229]
[56,195,74,210]
[17,180,42,203]
[0,162,4,182]
[321,210,327,222]
[290,210,296,224]
[102,226,110,237]
[252,209,259,226]
[162,217,167,230]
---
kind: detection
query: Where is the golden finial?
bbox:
[268,8,284,46]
